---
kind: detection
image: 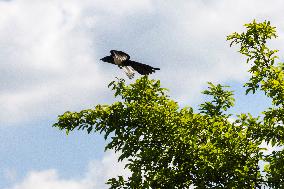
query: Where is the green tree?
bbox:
[54,20,284,188]
[227,20,284,188]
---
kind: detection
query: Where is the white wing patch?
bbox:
[122,66,135,79]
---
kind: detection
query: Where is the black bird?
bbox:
[100,50,160,79]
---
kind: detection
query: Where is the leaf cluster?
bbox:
[54,20,284,188]
[227,20,284,188]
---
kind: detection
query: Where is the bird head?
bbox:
[100,56,113,63]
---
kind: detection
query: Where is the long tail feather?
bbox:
[126,60,160,75]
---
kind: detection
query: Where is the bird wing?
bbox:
[110,50,130,63]
[126,60,160,75]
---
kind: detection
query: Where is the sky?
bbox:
[1,0,284,188]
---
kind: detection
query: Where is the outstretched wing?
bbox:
[110,50,130,64]
[127,60,160,75]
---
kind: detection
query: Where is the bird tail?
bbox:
[122,66,135,79]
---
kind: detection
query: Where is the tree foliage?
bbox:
[54,20,284,188]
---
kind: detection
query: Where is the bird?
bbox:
[100,50,160,79]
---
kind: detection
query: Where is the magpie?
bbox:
[100,50,160,79]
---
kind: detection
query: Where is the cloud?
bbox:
[136,0,284,104]
[5,150,130,189]
[0,0,153,125]
[1,0,284,125]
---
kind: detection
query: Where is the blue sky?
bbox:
[1,0,284,188]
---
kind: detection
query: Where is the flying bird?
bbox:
[100,50,160,79]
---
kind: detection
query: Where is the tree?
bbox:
[227,20,284,188]
[53,20,284,188]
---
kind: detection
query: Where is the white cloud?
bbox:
[5,150,130,189]
[0,0,152,125]
[1,0,284,125]
[142,0,284,104]
[6,170,87,189]
[2,2,284,189]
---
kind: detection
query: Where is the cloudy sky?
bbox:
[1,0,284,188]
